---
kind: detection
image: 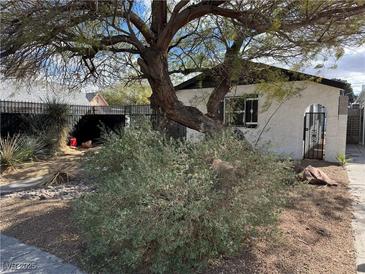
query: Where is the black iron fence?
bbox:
[0,100,187,139]
[0,100,154,116]
[0,100,186,138]
[0,100,155,137]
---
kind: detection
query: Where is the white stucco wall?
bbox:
[176,81,347,162]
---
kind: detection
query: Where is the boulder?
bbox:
[211,159,239,192]
[303,165,338,186]
[212,159,235,175]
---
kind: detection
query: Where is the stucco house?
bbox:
[175,63,348,162]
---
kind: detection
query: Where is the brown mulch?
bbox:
[0,160,356,273]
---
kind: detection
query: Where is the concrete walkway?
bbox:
[0,234,84,274]
[0,177,44,196]
[347,145,365,273]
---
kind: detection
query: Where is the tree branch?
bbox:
[159,1,365,51]
[157,1,227,50]
[98,34,139,47]
[151,0,167,36]
[169,67,211,75]
[168,19,201,51]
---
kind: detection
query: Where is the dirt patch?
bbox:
[0,147,98,185]
[0,147,93,265]
[0,160,356,273]
[205,161,356,273]
[0,198,82,264]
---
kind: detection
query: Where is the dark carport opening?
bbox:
[71,114,126,145]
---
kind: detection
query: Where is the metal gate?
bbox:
[303,112,325,159]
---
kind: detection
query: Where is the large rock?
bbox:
[211,159,238,191]
[303,165,338,186]
[212,159,235,175]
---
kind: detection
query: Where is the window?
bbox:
[224,95,258,128]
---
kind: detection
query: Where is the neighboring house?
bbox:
[86,92,109,106]
[354,85,365,146]
[0,81,106,106]
[175,62,348,162]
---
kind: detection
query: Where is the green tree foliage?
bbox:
[102,83,152,106]
[1,1,364,132]
[331,79,356,103]
[75,123,295,273]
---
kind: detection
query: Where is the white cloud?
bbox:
[303,46,365,94]
[266,45,365,95]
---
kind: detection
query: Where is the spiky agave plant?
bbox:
[0,134,22,169]
[0,134,44,170]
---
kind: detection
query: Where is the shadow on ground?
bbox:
[0,198,82,265]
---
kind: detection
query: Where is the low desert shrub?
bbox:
[336,153,350,166]
[0,134,45,169]
[75,123,294,273]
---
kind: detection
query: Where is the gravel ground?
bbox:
[4,183,95,200]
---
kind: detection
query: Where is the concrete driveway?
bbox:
[0,234,84,273]
[346,145,365,273]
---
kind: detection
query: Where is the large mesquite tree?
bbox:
[1,0,365,132]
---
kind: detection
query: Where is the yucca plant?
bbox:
[24,98,71,155]
[0,134,22,168]
[21,135,47,159]
[43,98,70,154]
[0,134,45,170]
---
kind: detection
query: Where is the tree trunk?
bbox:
[206,37,244,119]
[206,70,230,119]
[138,48,222,133]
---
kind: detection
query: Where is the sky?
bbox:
[298,46,365,95]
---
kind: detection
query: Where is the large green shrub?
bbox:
[75,124,294,273]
